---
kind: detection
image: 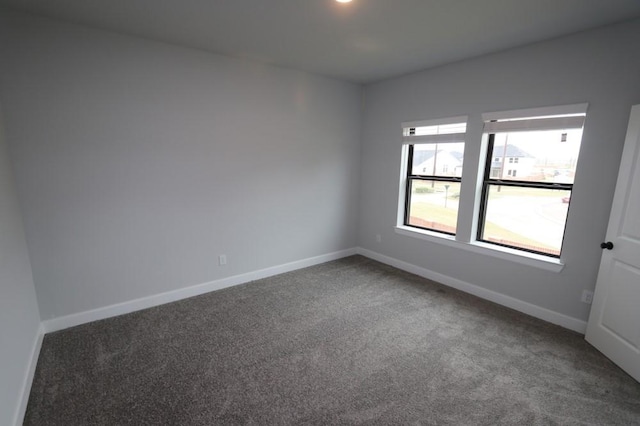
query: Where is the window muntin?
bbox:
[478,120,584,257]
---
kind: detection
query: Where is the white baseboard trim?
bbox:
[42,248,358,334]
[14,323,44,426]
[357,247,588,334]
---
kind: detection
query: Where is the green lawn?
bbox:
[409,202,557,253]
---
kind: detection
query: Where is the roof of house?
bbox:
[491,144,532,158]
[413,149,464,166]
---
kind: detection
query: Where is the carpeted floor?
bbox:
[25,255,640,425]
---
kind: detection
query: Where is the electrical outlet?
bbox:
[218,254,227,266]
[581,290,594,304]
[376,234,382,243]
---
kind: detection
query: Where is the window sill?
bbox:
[394,225,565,272]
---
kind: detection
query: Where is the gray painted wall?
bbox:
[0,11,362,320]
[359,19,640,323]
[0,100,41,425]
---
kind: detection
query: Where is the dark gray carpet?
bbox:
[25,255,640,425]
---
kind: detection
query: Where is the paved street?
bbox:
[485,196,568,249]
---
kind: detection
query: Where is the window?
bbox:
[401,117,467,235]
[397,104,588,267]
[478,109,586,257]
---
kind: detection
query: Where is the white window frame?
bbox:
[398,116,468,236]
[396,103,588,272]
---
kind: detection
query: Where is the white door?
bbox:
[585,104,640,382]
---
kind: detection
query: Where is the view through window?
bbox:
[478,126,583,256]
[403,120,466,235]
[399,105,586,260]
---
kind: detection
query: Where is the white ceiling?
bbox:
[2,0,640,83]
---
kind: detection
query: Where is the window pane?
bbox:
[411,143,464,176]
[480,185,572,256]
[489,129,582,183]
[407,180,461,234]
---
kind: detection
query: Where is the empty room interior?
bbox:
[2,1,640,424]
